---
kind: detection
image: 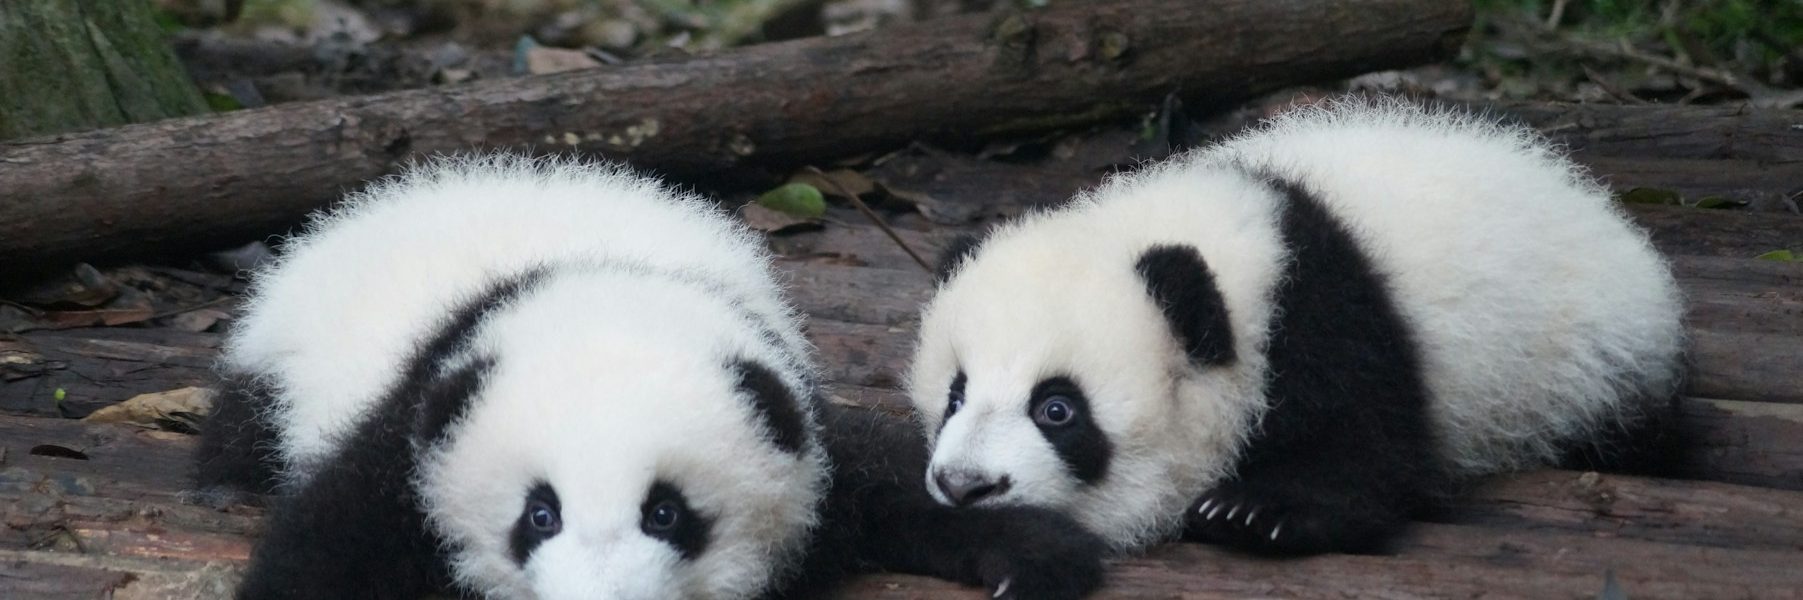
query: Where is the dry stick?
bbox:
[803,166,934,274]
[1545,0,1570,28]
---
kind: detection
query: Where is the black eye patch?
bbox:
[640,481,713,560]
[509,482,562,564]
[942,371,969,429]
[1029,377,1112,484]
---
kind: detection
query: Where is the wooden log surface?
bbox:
[5,407,1803,599]
[0,0,1474,277]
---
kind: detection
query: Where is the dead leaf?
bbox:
[792,168,876,199]
[741,203,823,235]
[83,387,217,432]
[524,46,602,75]
[168,308,233,333]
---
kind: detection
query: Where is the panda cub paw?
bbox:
[973,508,1108,600]
[1185,481,1377,555]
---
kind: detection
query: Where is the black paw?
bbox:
[973,509,1108,600]
[1184,481,1389,555]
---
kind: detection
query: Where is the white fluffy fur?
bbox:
[909,98,1685,550]
[225,155,825,599]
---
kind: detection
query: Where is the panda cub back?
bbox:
[910,97,1685,555]
[195,155,826,599]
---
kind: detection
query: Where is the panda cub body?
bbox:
[911,99,1686,555]
[196,155,1104,599]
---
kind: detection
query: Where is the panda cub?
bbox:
[194,155,1104,599]
[910,98,1686,555]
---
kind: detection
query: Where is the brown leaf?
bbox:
[525,46,602,75]
[83,387,217,432]
[741,203,823,235]
[792,168,877,199]
[168,308,233,333]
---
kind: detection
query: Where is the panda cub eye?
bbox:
[527,500,560,533]
[1034,395,1077,427]
[644,500,681,531]
[639,481,713,560]
[945,372,969,420]
[509,483,562,564]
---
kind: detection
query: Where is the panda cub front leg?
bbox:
[1185,469,1409,555]
[1180,392,1442,556]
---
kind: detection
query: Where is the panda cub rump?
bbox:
[914,98,1685,555]
[1200,102,1686,476]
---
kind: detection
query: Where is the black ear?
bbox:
[934,233,985,284]
[415,357,495,443]
[735,360,809,454]
[1135,245,1236,365]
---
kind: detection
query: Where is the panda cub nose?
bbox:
[933,469,1011,506]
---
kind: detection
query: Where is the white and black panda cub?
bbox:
[193,155,1106,599]
[911,98,1687,556]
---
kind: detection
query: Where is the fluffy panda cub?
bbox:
[910,98,1686,555]
[194,155,1104,599]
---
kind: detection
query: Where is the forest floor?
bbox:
[3,0,1801,598]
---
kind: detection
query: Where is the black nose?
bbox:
[933,470,1010,506]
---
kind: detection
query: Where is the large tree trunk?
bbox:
[0,0,208,140]
[0,0,1473,280]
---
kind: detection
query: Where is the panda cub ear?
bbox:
[734,360,809,454]
[1135,245,1236,366]
[933,233,986,285]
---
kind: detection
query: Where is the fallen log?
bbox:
[0,0,1473,278]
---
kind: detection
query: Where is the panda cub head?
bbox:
[210,156,832,600]
[908,175,1278,550]
[418,268,828,599]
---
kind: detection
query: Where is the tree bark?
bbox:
[0,0,1473,278]
[0,0,208,140]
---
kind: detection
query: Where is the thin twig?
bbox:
[1545,0,1570,29]
[1583,66,1649,104]
[801,166,934,274]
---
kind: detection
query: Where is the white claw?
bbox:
[1270,522,1284,541]
[1206,503,1224,520]
[1226,504,1241,521]
[1197,499,1215,515]
[1244,508,1259,526]
[993,577,1013,598]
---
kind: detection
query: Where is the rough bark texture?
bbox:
[0,0,208,140]
[0,0,1474,278]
